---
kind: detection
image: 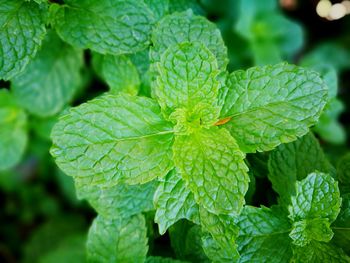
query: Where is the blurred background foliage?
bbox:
[1,0,350,262]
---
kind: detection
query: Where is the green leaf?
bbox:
[130,50,151,77]
[201,232,235,263]
[23,216,87,263]
[150,10,228,70]
[200,207,240,261]
[332,194,350,254]
[87,214,148,263]
[154,169,200,235]
[289,218,334,247]
[235,0,303,64]
[300,43,350,72]
[50,0,154,55]
[252,14,303,62]
[289,172,341,223]
[337,154,350,194]
[50,94,174,187]
[268,133,335,207]
[314,98,346,145]
[145,0,169,20]
[145,256,187,263]
[220,63,328,153]
[75,178,157,219]
[11,31,83,117]
[300,60,345,144]
[31,111,64,141]
[173,127,249,215]
[154,41,220,118]
[250,39,281,66]
[0,90,27,170]
[236,206,293,263]
[39,234,86,263]
[300,63,338,99]
[291,241,350,263]
[169,222,209,262]
[0,0,47,80]
[235,0,277,38]
[100,54,140,95]
[168,0,205,15]
[130,50,152,97]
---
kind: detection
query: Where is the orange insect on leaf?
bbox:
[214,117,232,126]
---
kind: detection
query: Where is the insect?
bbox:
[214,117,232,126]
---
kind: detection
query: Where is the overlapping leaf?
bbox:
[0,90,27,170]
[289,172,341,246]
[11,31,83,117]
[154,41,220,117]
[154,170,199,234]
[87,214,148,263]
[51,94,174,187]
[220,63,328,153]
[268,132,335,206]
[173,128,249,215]
[150,10,228,70]
[76,178,157,219]
[50,0,154,55]
[0,0,47,80]
[236,206,292,263]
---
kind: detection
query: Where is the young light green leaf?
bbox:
[154,41,220,117]
[100,54,140,95]
[150,10,228,70]
[50,0,154,55]
[11,31,83,117]
[0,0,47,80]
[291,241,350,263]
[292,220,332,248]
[220,63,328,153]
[50,94,174,187]
[236,206,292,263]
[0,90,28,170]
[154,169,200,235]
[268,133,335,207]
[200,207,240,261]
[87,214,148,263]
[289,172,341,223]
[75,178,157,219]
[173,127,249,216]
[289,218,334,247]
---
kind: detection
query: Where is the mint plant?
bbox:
[50,7,329,262]
[237,172,348,262]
